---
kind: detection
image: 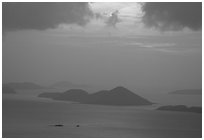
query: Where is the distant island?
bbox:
[169,89,202,95]
[50,81,90,89]
[39,86,152,106]
[157,105,202,114]
[2,85,16,94]
[4,82,45,90]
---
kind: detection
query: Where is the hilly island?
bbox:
[38,86,152,106]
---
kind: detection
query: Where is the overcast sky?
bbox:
[2,2,202,90]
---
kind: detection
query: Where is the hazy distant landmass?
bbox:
[169,89,202,95]
[38,92,60,98]
[53,89,89,102]
[51,81,90,88]
[39,86,152,106]
[157,105,202,114]
[4,82,45,90]
[2,85,16,94]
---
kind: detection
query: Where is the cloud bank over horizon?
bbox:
[2,2,202,33]
[141,2,202,31]
[2,2,93,31]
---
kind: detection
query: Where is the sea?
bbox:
[2,89,202,138]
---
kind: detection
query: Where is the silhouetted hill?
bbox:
[2,85,16,94]
[157,105,202,114]
[38,92,60,98]
[4,82,45,90]
[53,89,89,102]
[85,86,152,105]
[51,81,90,88]
[169,89,202,95]
[38,86,152,106]
[38,89,89,102]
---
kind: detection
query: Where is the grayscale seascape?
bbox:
[2,2,202,138]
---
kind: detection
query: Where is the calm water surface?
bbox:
[2,89,202,138]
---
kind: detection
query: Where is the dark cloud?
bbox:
[141,2,202,31]
[105,10,120,27]
[2,2,93,31]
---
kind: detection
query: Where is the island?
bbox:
[157,105,202,114]
[38,86,153,106]
[4,82,45,90]
[2,85,16,94]
[50,81,90,88]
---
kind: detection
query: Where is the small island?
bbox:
[4,82,45,90]
[2,85,16,94]
[157,105,202,114]
[50,81,90,88]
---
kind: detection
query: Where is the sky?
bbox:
[2,2,202,91]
